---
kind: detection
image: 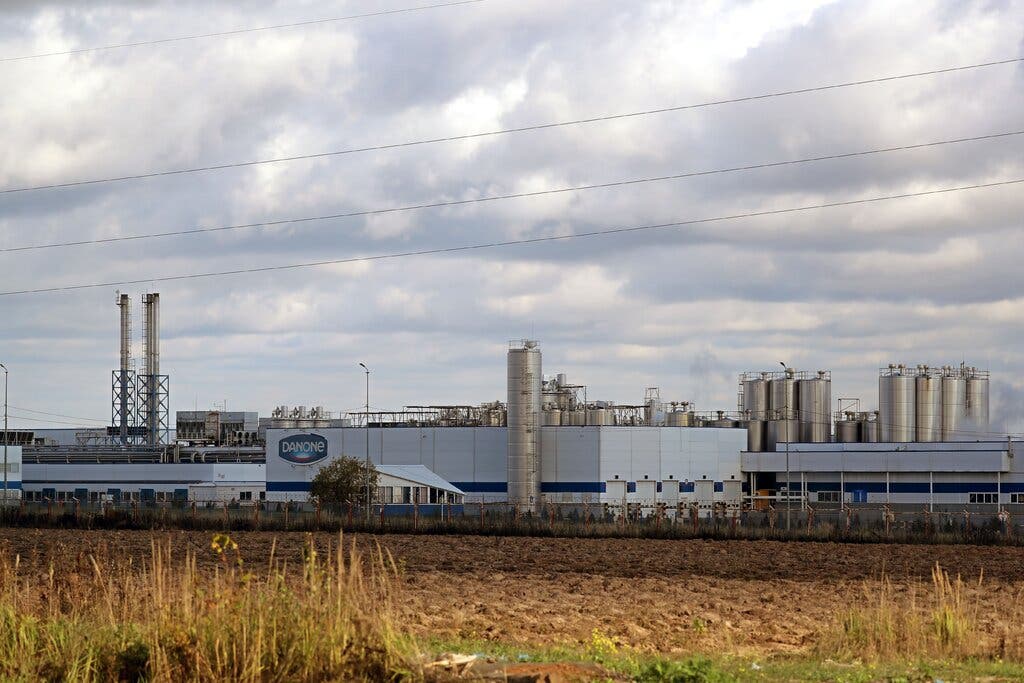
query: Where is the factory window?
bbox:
[239,491,253,502]
[817,491,841,504]
[1011,493,1024,504]
[969,493,998,504]
[89,492,100,502]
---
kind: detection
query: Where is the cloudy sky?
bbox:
[1,0,1022,433]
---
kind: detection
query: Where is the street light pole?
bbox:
[359,363,370,518]
[779,361,791,531]
[1,363,7,504]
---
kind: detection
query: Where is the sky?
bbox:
[0,0,1022,434]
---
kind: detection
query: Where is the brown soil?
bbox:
[3,529,1023,657]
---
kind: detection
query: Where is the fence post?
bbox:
[253,501,260,528]
[413,499,419,531]
[284,501,290,529]
[479,502,485,531]
[316,500,323,528]
[767,504,776,531]
[844,507,852,534]
[691,503,699,534]
[883,505,892,537]
[223,501,229,528]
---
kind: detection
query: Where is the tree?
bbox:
[309,456,379,508]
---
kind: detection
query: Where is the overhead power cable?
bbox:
[0,0,488,63]
[0,177,1019,297]
[2,129,1019,254]
[2,56,1020,196]
[8,405,109,424]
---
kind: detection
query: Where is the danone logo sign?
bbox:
[278,433,329,465]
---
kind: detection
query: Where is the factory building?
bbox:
[8,293,1023,518]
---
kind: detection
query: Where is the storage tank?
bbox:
[966,369,990,434]
[835,414,860,443]
[566,410,585,426]
[941,367,966,441]
[798,371,831,443]
[915,368,942,442]
[666,410,692,427]
[747,419,766,452]
[541,409,562,426]
[711,411,736,428]
[879,366,915,442]
[586,408,612,426]
[507,341,542,509]
[741,374,770,420]
[861,412,880,442]
[765,418,799,452]
[769,370,799,419]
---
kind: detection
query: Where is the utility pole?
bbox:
[1,363,7,504]
[779,361,791,531]
[359,363,370,518]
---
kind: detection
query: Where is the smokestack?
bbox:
[143,293,159,377]
[117,292,131,372]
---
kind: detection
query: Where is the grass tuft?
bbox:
[0,533,412,681]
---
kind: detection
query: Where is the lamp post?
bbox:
[1,363,7,504]
[359,362,370,517]
[779,361,791,531]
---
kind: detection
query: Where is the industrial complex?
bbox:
[4,294,1021,517]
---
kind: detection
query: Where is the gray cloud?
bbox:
[1,0,1023,433]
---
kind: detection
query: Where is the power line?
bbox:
[8,405,109,424]
[2,56,1020,196]
[0,0,488,63]
[3,129,1020,254]
[0,177,1019,297]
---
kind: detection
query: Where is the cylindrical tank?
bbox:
[769,372,799,419]
[966,372,990,434]
[861,412,880,442]
[747,419,766,452]
[915,372,942,442]
[586,408,611,426]
[666,410,692,427]
[541,409,562,426]
[742,376,770,420]
[507,341,542,509]
[836,417,860,443]
[765,419,799,451]
[798,373,831,443]
[941,369,966,441]
[879,368,915,442]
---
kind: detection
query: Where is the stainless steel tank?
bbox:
[941,368,966,441]
[769,372,799,419]
[798,373,831,443]
[746,419,766,452]
[741,375,770,420]
[541,409,562,426]
[765,419,799,451]
[861,412,879,442]
[966,371,990,434]
[879,367,915,442]
[507,341,542,509]
[666,410,692,427]
[586,408,611,426]
[835,417,860,443]
[915,371,942,442]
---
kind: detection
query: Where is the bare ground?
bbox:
[3,529,1024,657]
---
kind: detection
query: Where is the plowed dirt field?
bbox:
[4,529,1024,656]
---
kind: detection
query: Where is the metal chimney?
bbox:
[143,293,159,377]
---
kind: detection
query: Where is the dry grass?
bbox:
[0,533,412,682]
[818,562,1024,661]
